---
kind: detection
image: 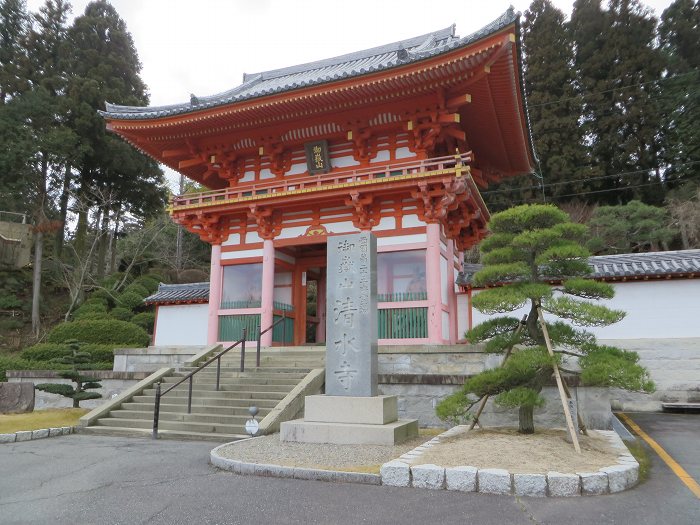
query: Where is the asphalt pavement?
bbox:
[0,413,698,525]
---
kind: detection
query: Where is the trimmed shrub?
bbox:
[73,310,111,321]
[89,288,116,307]
[47,320,150,346]
[73,302,108,320]
[131,312,156,334]
[134,275,160,294]
[21,343,115,363]
[0,356,112,382]
[125,283,149,299]
[117,291,145,311]
[109,307,132,321]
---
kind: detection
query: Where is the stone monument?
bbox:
[280,232,418,445]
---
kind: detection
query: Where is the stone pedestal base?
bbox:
[280,395,418,445]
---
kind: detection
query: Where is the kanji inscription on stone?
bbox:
[326,232,377,396]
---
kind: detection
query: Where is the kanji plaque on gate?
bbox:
[304,140,331,175]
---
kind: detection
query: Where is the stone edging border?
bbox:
[210,439,381,485]
[380,426,639,496]
[0,426,75,444]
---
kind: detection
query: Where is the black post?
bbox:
[216,356,221,391]
[282,310,287,345]
[240,328,247,372]
[152,382,161,439]
[256,324,261,368]
[187,375,193,414]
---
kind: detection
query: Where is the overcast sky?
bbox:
[26,0,676,190]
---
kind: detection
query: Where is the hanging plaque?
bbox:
[304,140,331,175]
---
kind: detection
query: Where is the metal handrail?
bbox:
[256,310,287,367]
[152,329,247,439]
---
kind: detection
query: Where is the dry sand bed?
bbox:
[217,433,431,473]
[413,428,619,474]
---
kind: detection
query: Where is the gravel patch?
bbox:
[412,428,619,474]
[217,433,429,473]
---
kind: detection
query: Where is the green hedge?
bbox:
[109,307,132,321]
[21,343,115,363]
[131,312,156,334]
[89,288,116,307]
[0,356,112,382]
[117,291,144,311]
[134,275,160,294]
[125,283,149,298]
[73,302,110,320]
[47,320,150,346]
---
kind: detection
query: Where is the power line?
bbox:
[482,160,700,196]
[526,70,699,109]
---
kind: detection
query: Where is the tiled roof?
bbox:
[101,9,518,120]
[457,250,700,287]
[144,282,210,305]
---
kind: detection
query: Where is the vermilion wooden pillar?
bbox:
[260,238,275,347]
[207,244,222,344]
[426,222,443,344]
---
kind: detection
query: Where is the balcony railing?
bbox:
[170,152,473,210]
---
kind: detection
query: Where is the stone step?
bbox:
[173,370,309,380]
[121,402,272,416]
[96,417,246,434]
[141,388,288,401]
[132,394,280,408]
[79,425,247,443]
[152,382,293,393]
[109,409,252,425]
[162,375,300,387]
[180,366,316,374]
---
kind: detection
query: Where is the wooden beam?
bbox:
[438,113,460,124]
[446,93,472,109]
[444,128,466,141]
[162,148,191,159]
[178,157,206,169]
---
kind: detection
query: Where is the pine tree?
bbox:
[522,0,592,204]
[35,340,103,408]
[436,204,653,433]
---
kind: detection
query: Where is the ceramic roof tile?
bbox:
[101,9,517,120]
[456,250,700,287]
[144,282,210,305]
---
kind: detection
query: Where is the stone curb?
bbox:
[0,426,75,444]
[209,438,381,486]
[380,425,640,496]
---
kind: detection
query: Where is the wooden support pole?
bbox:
[469,315,527,431]
[538,306,581,454]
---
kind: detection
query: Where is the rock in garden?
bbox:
[0,383,35,414]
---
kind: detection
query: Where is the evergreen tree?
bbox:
[0,0,28,103]
[658,0,700,194]
[436,204,653,433]
[522,0,591,204]
[570,0,665,205]
[35,340,102,407]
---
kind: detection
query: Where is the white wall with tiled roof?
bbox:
[154,304,208,346]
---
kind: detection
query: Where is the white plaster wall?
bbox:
[373,216,396,231]
[154,304,208,346]
[221,248,264,260]
[371,150,390,163]
[277,225,309,239]
[259,168,274,180]
[402,214,424,228]
[442,311,450,340]
[325,221,357,234]
[377,233,426,247]
[471,280,700,340]
[457,294,468,338]
[440,255,448,305]
[222,233,241,246]
[245,230,263,243]
[285,162,306,176]
[395,147,414,159]
[332,155,360,168]
[241,171,255,182]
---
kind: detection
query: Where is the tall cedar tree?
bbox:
[64,1,166,262]
[570,0,665,205]
[0,0,28,103]
[522,0,592,203]
[435,204,653,433]
[659,0,700,194]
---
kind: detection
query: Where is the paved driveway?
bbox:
[0,417,697,525]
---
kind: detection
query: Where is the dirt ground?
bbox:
[412,427,620,474]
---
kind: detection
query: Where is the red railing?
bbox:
[170,152,473,209]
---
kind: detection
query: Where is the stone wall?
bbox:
[113,346,208,372]
[7,371,148,409]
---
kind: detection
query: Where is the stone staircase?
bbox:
[81,348,325,442]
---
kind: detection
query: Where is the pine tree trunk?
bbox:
[96,203,110,279]
[519,405,535,434]
[109,208,121,274]
[73,397,80,408]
